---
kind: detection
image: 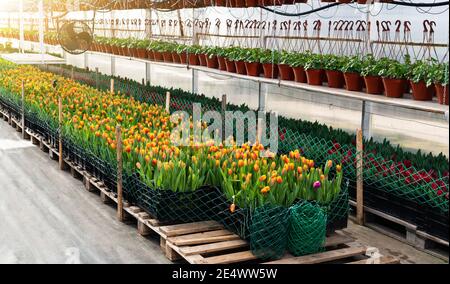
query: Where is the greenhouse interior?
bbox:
[0,0,448,267]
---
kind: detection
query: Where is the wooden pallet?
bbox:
[349,200,449,261]
[265,245,400,264]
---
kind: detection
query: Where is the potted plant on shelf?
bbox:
[323,54,346,88]
[341,56,364,91]
[278,51,295,81]
[243,48,263,77]
[260,49,280,79]
[409,59,434,101]
[430,62,449,105]
[216,47,228,71]
[136,39,149,59]
[361,54,384,95]
[162,42,176,63]
[146,41,155,60]
[378,58,409,98]
[223,47,237,73]
[186,45,202,65]
[175,44,188,64]
[148,41,164,61]
[205,46,220,69]
[289,52,308,83]
[227,47,247,75]
[126,38,137,58]
[304,52,324,86]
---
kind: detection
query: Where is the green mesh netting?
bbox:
[288,201,327,256]
[249,204,290,261]
[325,180,350,234]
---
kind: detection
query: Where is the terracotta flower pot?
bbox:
[364,76,384,95]
[382,78,406,98]
[203,0,213,5]
[245,62,261,77]
[148,50,155,60]
[259,0,283,5]
[215,0,227,5]
[410,80,433,101]
[306,69,324,86]
[291,66,306,83]
[217,56,227,71]
[278,64,294,81]
[137,48,147,59]
[179,53,188,64]
[338,0,352,3]
[198,54,208,66]
[225,59,236,73]
[188,54,199,65]
[435,83,449,105]
[245,0,258,6]
[231,0,246,7]
[172,52,181,63]
[343,72,364,91]
[235,61,247,75]
[106,45,113,54]
[357,0,368,3]
[262,63,279,79]
[206,55,219,69]
[153,51,164,61]
[112,45,120,55]
[326,70,345,88]
[162,52,173,62]
[284,0,296,4]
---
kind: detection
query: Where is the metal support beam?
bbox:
[192,68,198,94]
[258,82,268,113]
[361,101,373,140]
[111,56,116,76]
[145,62,151,85]
[83,53,88,69]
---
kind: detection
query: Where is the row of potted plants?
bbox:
[3,28,447,104]
[88,36,449,105]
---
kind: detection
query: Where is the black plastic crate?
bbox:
[130,174,221,223]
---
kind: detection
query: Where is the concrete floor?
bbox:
[0,119,446,264]
[0,120,170,264]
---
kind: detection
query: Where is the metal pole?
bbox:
[221,94,227,143]
[38,0,44,64]
[19,0,24,53]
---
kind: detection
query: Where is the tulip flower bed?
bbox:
[0,60,350,259]
[38,63,449,241]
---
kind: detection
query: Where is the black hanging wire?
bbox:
[260,1,449,17]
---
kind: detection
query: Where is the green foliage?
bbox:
[323,54,346,71]
[361,54,385,77]
[304,52,323,70]
[341,56,363,74]
[378,58,410,79]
